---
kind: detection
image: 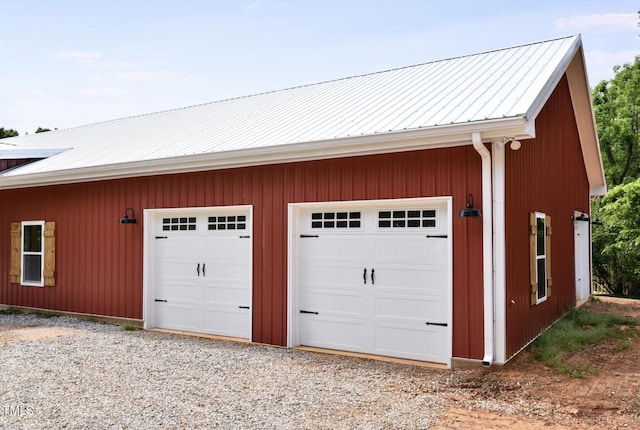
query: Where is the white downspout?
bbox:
[471,132,494,367]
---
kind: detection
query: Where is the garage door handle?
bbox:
[425,322,448,327]
[371,268,375,285]
[197,263,200,276]
[426,235,448,239]
[202,263,206,277]
[239,306,250,309]
[363,268,367,284]
[155,299,168,303]
[300,310,319,315]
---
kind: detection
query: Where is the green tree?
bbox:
[592,57,640,186]
[0,127,19,139]
[592,55,640,295]
[35,127,51,133]
[592,179,640,296]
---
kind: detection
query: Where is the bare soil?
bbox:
[433,297,640,429]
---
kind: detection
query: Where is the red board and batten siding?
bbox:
[0,159,31,173]
[505,75,591,359]
[0,146,485,359]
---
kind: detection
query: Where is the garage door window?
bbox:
[378,210,436,228]
[311,212,361,229]
[162,217,197,231]
[208,215,247,230]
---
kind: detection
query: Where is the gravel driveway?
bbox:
[1,314,453,429]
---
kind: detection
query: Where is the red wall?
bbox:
[0,146,485,359]
[0,159,32,173]
[505,75,591,358]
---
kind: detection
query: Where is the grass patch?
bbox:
[32,310,62,319]
[122,325,141,331]
[530,306,637,378]
[0,307,24,315]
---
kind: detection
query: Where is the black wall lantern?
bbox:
[119,208,137,224]
[459,194,481,218]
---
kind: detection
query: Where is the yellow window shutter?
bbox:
[529,212,538,305]
[10,222,21,284]
[43,221,56,286]
[546,215,552,298]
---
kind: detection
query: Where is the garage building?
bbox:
[0,35,606,367]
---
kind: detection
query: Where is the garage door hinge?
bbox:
[425,234,448,239]
[300,234,319,238]
[238,306,250,309]
[155,236,168,239]
[300,310,319,315]
[425,322,447,326]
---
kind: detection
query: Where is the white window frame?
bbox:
[535,212,547,304]
[21,220,45,287]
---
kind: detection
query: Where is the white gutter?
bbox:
[471,132,494,367]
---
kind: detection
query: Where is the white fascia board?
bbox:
[0,117,532,190]
[525,35,582,123]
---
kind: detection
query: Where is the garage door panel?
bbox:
[155,304,204,332]
[374,324,447,362]
[299,288,365,316]
[299,261,369,289]
[204,309,249,338]
[157,284,202,302]
[205,264,251,283]
[300,318,366,352]
[299,236,369,261]
[366,265,447,292]
[203,284,249,304]
[373,294,447,322]
[372,238,447,265]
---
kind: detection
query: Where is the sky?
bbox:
[0,0,638,135]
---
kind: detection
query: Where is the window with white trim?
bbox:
[530,212,552,305]
[21,221,45,287]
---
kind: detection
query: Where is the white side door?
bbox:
[574,217,591,302]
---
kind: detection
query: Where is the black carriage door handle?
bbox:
[202,263,206,277]
[363,268,367,284]
[371,268,375,285]
[197,263,200,277]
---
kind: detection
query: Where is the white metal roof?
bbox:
[0,35,605,193]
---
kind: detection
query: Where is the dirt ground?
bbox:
[433,296,640,430]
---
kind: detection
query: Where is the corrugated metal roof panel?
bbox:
[0,35,581,178]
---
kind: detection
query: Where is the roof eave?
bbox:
[0,117,532,190]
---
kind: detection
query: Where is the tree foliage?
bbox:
[35,127,51,133]
[0,127,19,139]
[592,55,640,296]
[592,57,640,186]
[592,179,640,296]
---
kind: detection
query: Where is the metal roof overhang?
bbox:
[0,116,533,190]
[0,148,70,159]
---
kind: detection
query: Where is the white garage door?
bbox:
[295,199,451,364]
[150,208,252,339]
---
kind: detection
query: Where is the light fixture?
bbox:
[571,208,589,222]
[459,194,481,218]
[119,208,137,224]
